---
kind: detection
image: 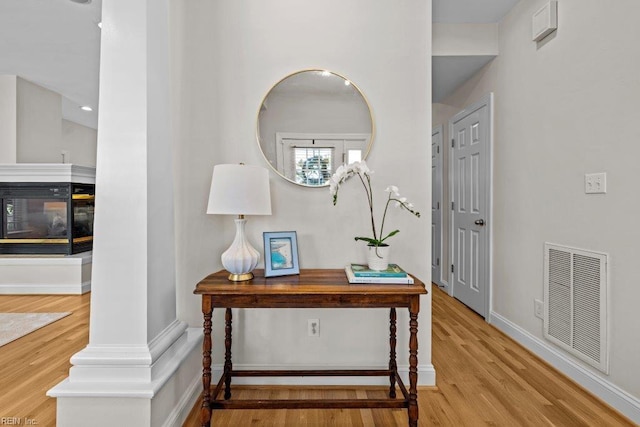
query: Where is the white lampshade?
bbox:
[207,164,272,216]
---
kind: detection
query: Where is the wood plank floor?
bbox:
[182,285,635,426]
[0,286,635,426]
[0,293,90,427]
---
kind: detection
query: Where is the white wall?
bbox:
[61,119,97,167]
[174,0,433,380]
[432,23,499,56]
[16,77,62,163]
[0,77,97,166]
[434,0,640,405]
[0,75,17,163]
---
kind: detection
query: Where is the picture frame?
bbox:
[263,231,300,277]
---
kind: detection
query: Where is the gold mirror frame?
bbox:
[256,69,375,187]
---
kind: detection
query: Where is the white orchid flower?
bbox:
[330,159,420,244]
[329,181,338,197]
[349,162,360,175]
[385,185,399,196]
[349,160,371,177]
[393,197,407,208]
[336,164,349,178]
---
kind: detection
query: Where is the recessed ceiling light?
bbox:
[97,21,102,29]
[80,106,93,112]
[321,70,331,77]
[69,0,92,3]
[344,80,351,86]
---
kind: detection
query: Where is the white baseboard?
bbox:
[0,252,92,295]
[0,281,90,294]
[81,280,91,293]
[436,279,448,290]
[207,363,436,387]
[491,311,640,424]
[161,365,202,427]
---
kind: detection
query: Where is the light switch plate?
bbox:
[585,172,607,194]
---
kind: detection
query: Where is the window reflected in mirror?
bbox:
[257,70,374,187]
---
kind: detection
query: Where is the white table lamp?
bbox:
[207,164,272,281]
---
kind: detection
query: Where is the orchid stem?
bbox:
[357,172,377,241]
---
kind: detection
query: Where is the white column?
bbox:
[48,0,202,425]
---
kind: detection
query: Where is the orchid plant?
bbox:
[329,160,420,250]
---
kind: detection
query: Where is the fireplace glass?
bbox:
[0,183,94,255]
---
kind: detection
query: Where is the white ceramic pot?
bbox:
[367,245,390,271]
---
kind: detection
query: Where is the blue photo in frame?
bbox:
[263,231,300,277]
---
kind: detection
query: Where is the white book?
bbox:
[345,265,414,284]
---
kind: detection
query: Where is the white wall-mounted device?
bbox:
[532,1,558,42]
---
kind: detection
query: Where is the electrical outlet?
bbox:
[585,172,607,194]
[534,299,544,319]
[307,319,320,337]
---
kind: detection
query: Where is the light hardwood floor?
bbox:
[183,285,635,426]
[0,293,90,427]
[0,287,635,426]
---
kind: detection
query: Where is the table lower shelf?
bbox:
[209,369,410,411]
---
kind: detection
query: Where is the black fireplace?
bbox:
[0,182,95,255]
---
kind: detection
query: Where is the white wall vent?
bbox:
[532,1,557,42]
[544,243,608,373]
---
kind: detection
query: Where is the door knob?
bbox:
[474,219,485,226]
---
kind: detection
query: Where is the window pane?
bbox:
[294,148,333,185]
[348,149,362,164]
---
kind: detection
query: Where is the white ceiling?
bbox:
[0,0,520,131]
[433,56,496,103]
[431,0,521,103]
[0,0,101,129]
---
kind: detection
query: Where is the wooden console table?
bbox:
[194,268,427,427]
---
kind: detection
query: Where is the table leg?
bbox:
[408,297,420,427]
[389,307,397,398]
[224,307,233,400]
[201,297,213,427]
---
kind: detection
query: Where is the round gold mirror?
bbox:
[257,70,374,187]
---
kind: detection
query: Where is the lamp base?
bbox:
[221,218,260,283]
[227,272,254,282]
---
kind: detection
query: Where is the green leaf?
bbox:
[354,237,381,246]
[379,230,400,243]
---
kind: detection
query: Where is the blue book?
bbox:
[350,263,407,277]
[345,265,414,284]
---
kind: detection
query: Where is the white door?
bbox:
[450,95,492,317]
[431,126,443,286]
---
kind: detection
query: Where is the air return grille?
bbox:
[544,243,608,373]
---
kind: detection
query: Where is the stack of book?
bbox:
[345,263,414,284]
